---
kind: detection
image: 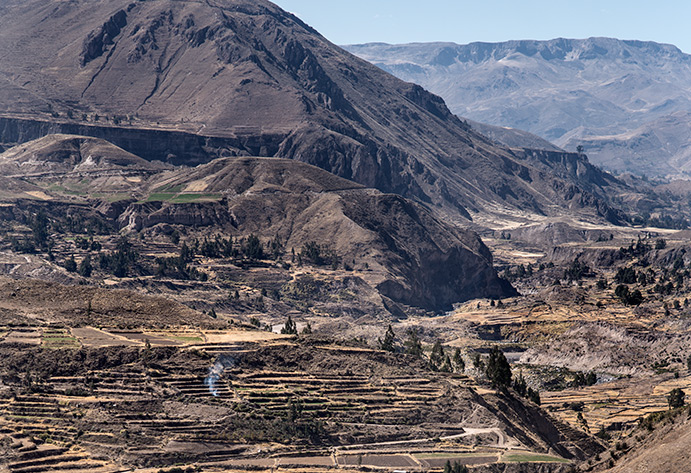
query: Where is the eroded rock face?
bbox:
[80,7,129,66]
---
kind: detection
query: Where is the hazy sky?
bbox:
[273,1,691,53]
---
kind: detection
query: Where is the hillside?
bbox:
[0,1,628,227]
[131,156,517,309]
[0,135,515,311]
[345,38,691,178]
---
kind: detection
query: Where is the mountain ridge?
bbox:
[345,37,691,178]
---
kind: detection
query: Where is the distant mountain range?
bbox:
[345,38,691,178]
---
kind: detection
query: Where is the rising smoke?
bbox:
[204,355,236,397]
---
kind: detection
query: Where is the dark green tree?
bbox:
[513,372,527,397]
[378,325,396,352]
[403,328,423,357]
[281,316,298,335]
[527,387,541,405]
[486,347,512,390]
[244,234,264,260]
[453,348,465,373]
[615,284,643,305]
[179,242,193,262]
[429,340,446,371]
[440,354,453,373]
[31,211,50,249]
[64,256,77,273]
[443,460,468,473]
[78,255,92,277]
[472,352,483,370]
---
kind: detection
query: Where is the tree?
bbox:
[472,352,483,370]
[31,212,50,249]
[486,347,512,390]
[243,234,264,260]
[378,325,396,352]
[301,322,313,335]
[78,255,92,277]
[453,348,465,373]
[576,145,584,154]
[668,388,685,409]
[403,329,423,357]
[64,256,77,272]
[429,340,446,371]
[513,372,527,396]
[440,355,453,373]
[281,316,298,335]
[527,387,541,405]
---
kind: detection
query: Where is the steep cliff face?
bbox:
[0,0,628,227]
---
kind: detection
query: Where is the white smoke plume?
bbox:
[204,355,236,397]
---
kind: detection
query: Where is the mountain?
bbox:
[0,1,626,227]
[345,38,691,178]
[0,135,515,310]
[0,133,168,177]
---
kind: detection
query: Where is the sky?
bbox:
[273,1,691,53]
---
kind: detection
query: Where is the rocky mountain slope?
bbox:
[0,0,628,227]
[0,134,515,310]
[345,38,691,178]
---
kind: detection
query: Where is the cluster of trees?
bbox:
[298,241,340,269]
[614,284,643,306]
[379,327,465,373]
[502,262,555,282]
[376,327,541,403]
[188,234,279,261]
[571,371,597,388]
[10,212,52,254]
[98,237,140,278]
[512,371,541,405]
[279,316,312,336]
[668,388,685,409]
[63,255,93,277]
[617,238,652,259]
[163,235,345,272]
[563,258,591,282]
[630,214,689,230]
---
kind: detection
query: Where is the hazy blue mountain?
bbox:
[345,38,691,178]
